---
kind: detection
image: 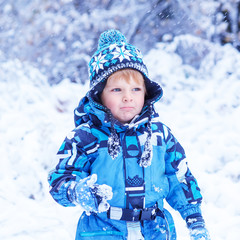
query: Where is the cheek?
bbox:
[101,94,117,110]
[105,100,116,110]
[137,95,145,109]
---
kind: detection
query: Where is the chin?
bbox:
[120,118,133,124]
[115,113,136,124]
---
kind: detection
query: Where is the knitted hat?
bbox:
[88,29,149,90]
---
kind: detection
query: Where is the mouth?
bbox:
[120,107,134,111]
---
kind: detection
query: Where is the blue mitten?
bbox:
[187,213,211,240]
[70,174,113,213]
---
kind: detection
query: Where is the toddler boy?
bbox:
[48,29,210,240]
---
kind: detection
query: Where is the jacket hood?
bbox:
[74,76,163,129]
[87,74,163,116]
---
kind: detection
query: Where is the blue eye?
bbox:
[133,88,141,91]
[112,88,121,92]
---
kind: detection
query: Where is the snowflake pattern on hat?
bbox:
[112,45,132,62]
[91,52,108,74]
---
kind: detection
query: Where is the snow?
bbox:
[1,34,240,240]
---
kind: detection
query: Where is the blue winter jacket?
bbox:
[48,84,203,239]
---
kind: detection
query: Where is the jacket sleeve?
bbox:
[48,123,99,207]
[163,125,203,220]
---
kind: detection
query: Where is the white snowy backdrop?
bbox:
[1,35,240,240]
[1,1,240,240]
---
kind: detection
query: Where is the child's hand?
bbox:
[186,213,210,240]
[91,183,113,212]
[73,174,113,213]
[189,227,211,240]
[187,213,211,240]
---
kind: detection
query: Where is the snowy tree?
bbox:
[0,0,240,84]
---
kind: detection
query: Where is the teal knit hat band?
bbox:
[88,29,149,89]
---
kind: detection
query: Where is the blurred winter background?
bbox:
[0,0,240,239]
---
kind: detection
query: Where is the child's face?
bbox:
[101,70,145,124]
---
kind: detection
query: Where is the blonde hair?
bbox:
[107,69,147,93]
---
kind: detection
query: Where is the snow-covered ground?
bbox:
[0,36,240,240]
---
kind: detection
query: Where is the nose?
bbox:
[122,91,133,102]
